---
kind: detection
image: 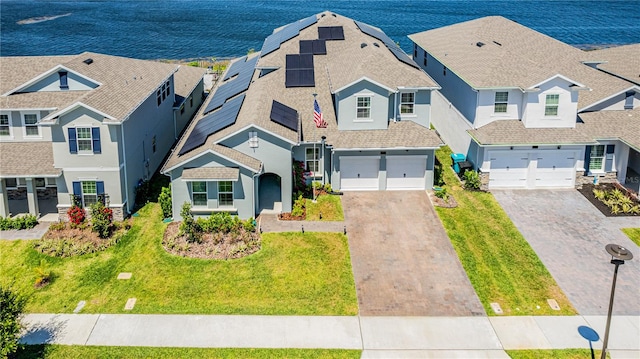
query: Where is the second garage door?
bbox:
[535,152,576,188]
[386,156,427,190]
[340,157,380,190]
[489,154,529,188]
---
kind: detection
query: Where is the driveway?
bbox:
[493,189,640,315]
[342,191,484,316]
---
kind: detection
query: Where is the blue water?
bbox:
[1,0,639,59]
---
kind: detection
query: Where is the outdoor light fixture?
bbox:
[600,244,633,359]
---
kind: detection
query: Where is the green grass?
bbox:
[15,345,361,359]
[622,228,640,247]
[305,195,344,221]
[0,203,357,315]
[507,349,607,358]
[434,146,577,316]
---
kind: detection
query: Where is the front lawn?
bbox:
[305,195,344,221]
[16,345,361,359]
[0,204,357,315]
[622,227,640,247]
[507,349,607,358]
[434,146,577,316]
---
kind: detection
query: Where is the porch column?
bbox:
[0,179,9,217]
[25,178,39,217]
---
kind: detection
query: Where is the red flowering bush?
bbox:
[90,202,113,239]
[67,206,85,225]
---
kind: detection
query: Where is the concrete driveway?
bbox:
[493,189,640,315]
[342,191,484,316]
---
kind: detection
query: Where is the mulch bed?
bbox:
[163,222,261,259]
[34,222,129,257]
[428,190,458,208]
[578,183,640,217]
[278,212,305,221]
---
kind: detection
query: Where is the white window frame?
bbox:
[22,112,40,138]
[400,92,415,115]
[356,96,371,121]
[81,181,98,207]
[0,113,11,137]
[191,181,207,207]
[589,145,605,173]
[248,131,259,148]
[494,92,509,113]
[306,147,320,173]
[76,127,93,153]
[544,94,559,116]
[217,181,233,207]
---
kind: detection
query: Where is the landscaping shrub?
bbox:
[435,187,449,200]
[67,205,85,225]
[134,179,151,207]
[593,187,640,215]
[196,213,255,234]
[292,160,311,197]
[158,186,172,219]
[434,160,445,187]
[179,202,201,243]
[0,214,38,230]
[291,195,306,217]
[323,183,332,193]
[90,202,113,239]
[0,285,27,359]
[463,170,481,190]
[33,259,52,288]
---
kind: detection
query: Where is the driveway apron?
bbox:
[342,191,484,316]
[493,189,640,315]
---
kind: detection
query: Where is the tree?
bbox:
[0,285,27,358]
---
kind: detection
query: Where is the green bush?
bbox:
[435,187,449,200]
[158,186,172,219]
[323,183,332,193]
[90,202,113,239]
[195,213,256,235]
[593,187,640,214]
[291,195,306,217]
[0,214,39,230]
[179,202,201,243]
[463,170,481,190]
[0,285,27,358]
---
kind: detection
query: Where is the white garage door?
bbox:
[535,152,576,188]
[340,157,380,190]
[386,156,427,190]
[489,154,529,188]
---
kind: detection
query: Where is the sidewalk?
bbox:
[258,213,345,233]
[21,314,640,358]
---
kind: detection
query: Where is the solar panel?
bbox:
[223,56,248,80]
[203,55,258,114]
[285,54,315,87]
[312,40,327,55]
[318,26,344,40]
[270,100,299,131]
[260,15,318,57]
[299,40,314,54]
[179,94,246,155]
[354,20,419,69]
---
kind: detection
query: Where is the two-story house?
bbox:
[162,12,442,220]
[409,17,639,190]
[0,52,206,220]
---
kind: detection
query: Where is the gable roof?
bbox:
[0,53,203,122]
[163,12,440,173]
[577,109,640,151]
[586,44,640,85]
[408,16,632,109]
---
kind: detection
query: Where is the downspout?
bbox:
[393,91,398,122]
[252,165,262,218]
[120,123,130,215]
[173,108,177,140]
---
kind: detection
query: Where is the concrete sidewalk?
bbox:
[21,314,640,358]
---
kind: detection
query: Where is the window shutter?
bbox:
[92,127,101,153]
[584,145,591,172]
[96,181,105,194]
[72,181,81,196]
[605,145,615,172]
[68,128,77,153]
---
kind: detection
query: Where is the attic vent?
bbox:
[476,42,485,47]
[493,41,502,46]
[373,42,380,47]
[331,13,337,17]
[83,58,93,65]
[361,43,367,48]
[321,13,326,17]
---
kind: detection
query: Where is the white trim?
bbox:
[0,107,57,111]
[63,165,122,172]
[333,76,395,94]
[527,74,587,90]
[332,146,439,151]
[41,102,118,123]
[217,180,234,208]
[339,155,381,160]
[162,148,261,174]
[21,111,41,138]
[216,124,297,146]
[182,177,239,182]
[386,155,427,160]
[0,112,13,138]
[579,85,640,112]
[1,65,101,96]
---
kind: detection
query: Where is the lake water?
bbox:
[1,0,639,59]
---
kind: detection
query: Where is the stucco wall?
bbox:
[430,91,473,156]
[475,89,523,127]
[0,110,52,141]
[522,77,578,128]
[335,80,391,131]
[21,70,97,92]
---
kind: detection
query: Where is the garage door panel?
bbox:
[386,156,427,190]
[341,157,379,190]
[489,154,528,189]
[535,152,575,188]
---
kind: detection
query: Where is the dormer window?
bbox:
[59,71,69,89]
[544,94,559,116]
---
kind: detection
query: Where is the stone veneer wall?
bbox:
[479,171,490,191]
[57,204,126,222]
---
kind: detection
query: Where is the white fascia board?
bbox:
[162,148,261,174]
[40,102,118,124]
[527,74,587,90]
[332,146,440,151]
[2,65,102,96]
[332,76,396,94]
[216,124,298,146]
[579,85,640,112]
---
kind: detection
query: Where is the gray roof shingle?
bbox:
[0,142,61,177]
[468,120,596,146]
[577,109,640,151]
[587,44,640,85]
[182,167,240,181]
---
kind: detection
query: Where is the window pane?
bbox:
[24,114,37,125]
[77,128,91,139]
[193,193,207,206]
[0,127,9,136]
[192,181,206,192]
[401,93,414,103]
[544,106,558,116]
[35,178,46,188]
[5,178,17,187]
[589,158,603,170]
[357,108,370,118]
[26,126,39,136]
[591,145,605,157]
[495,92,509,102]
[218,181,232,192]
[82,181,97,194]
[78,140,92,151]
[494,103,507,113]
[0,115,8,125]
[400,104,414,114]
[218,193,233,206]
[84,195,98,206]
[357,97,370,107]
[546,94,559,105]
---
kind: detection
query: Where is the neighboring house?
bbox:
[0,52,206,220]
[162,11,442,220]
[409,17,639,190]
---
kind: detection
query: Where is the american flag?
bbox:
[313,99,327,128]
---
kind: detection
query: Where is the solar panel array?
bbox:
[270,100,299,132]
[299,40,327,55]
[179,94,246,155]
[260,15,318,57]
[318,26,345,40]
[223,55,248,81]
[354,21,419,69]
[203,55,258,114]
[285,54,315,87]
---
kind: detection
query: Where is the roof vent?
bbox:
[476,42,485,47]
[373,42,380,47]
[493,41,502,46]
[331,13,337,17]
[321,13,326,17]
[83,58,93,65]
[361,43,367,48]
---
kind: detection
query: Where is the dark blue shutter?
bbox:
[68,128,77,154]
[92,127,101,154]
[72,181,81,196]
[584,145,591,172]
[96,181,104,194]
[605,145,615,172]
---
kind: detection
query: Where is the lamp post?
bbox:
[600,244,633,359]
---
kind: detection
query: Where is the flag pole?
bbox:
[312,93,318,202]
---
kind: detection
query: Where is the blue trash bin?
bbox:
[451,153,466,173]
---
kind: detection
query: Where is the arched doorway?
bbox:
[258,173,281,213]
